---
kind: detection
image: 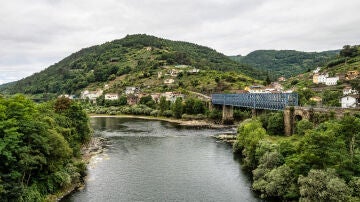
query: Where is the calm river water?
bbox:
[62,117,260,202]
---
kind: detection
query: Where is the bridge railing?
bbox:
[211,93,298,111]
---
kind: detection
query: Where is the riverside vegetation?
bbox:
[233,111,360,201]
[0,96,91,201]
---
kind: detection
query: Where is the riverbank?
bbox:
[54,137,107,201]
[89,114,235,129]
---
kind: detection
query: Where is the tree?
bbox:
[171,97,183,119]
[233,119,268,168]
[340,45,358,58]
[298,169,351,201]
[295,119,314,136]
[266,112,284,135]
[159,96,169,113]
[139,95,155,108]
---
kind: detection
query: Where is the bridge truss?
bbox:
[211,93,298,110]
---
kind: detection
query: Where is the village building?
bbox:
[164,78,175,84]
[169,69,182,77]
[325,76,339,86]
[346,70,359,80]
[104,93,119,100]
[161,92,185,102]
[127,94,139,105]
[277,77,286,82]
[313,73,329,84]
[245,85,266,93]
[340,95,359,108]
[187,68,200,74]
[81,89,103,101]
[58,94,75,99]
[174,65,188,68]
[313,67,321,74]
[158,72,163,79]
[150,93,162,103]
[125,87,140,95]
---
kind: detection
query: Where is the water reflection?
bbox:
[63,117,260,202]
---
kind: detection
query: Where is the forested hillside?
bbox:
[0,34,262,96]
[229,50,338,79]
[0,95,91,200]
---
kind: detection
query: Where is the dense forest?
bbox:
[233,111,360,201]
[0,34,262,96]
[0,95,91,201]
[229,50,338,79]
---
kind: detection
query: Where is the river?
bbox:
[62,117,260,202]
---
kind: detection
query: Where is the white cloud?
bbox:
[0,0,360,84]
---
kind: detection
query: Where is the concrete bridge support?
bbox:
[222,105,234,124]
[284,108,294,136]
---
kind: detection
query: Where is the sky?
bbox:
[1,0,360,84]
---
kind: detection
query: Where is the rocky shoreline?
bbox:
[213,134,237,145]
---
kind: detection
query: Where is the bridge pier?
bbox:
[284,108,294,136]
[222,105,234,124]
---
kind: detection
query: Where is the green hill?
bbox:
[282,45,360,106]
[229,50,338,79]
[1,34,262,96]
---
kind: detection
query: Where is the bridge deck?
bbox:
[211,93,298,111]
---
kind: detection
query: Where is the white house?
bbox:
[343,87,359,95]
[313,67,321,74]
[105,93,119,100]
[341,95,359,108]
[325,76,339,86]
[245,85,266,93]
[125,87,140,95]
[81,89,103,100]
[187,68,200,74]
[161,92,184,102]
[164,78,175,84]
[318,73,328,84]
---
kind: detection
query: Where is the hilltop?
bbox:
[0,34,262,97]
[229,50,338,79]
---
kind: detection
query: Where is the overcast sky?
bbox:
[1,0,360,84]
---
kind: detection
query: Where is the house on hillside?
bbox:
[105,93,119,100]
[278,77,286,82]
[127,94,139,105]
[346,70,359,80]
[58,94,75,99]
[161,92,184,102]
[151,93,162,103]
[164,78,175,84]
[81,89,103,101]
[325,76,339,86]
[245,85,266,93]
[340,95,359,108]
[343,86,358,95]
[187,68,200,74]
[125,87,140,95]
[313,73,329,84]
[313,67,321,74]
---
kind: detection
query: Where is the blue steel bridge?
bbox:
[211,93,298,110]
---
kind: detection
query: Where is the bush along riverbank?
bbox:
[0,96,92,201]
[233,113,360,201]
